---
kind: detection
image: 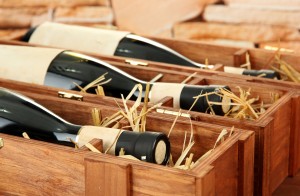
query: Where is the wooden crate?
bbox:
[4,38,300,91]
[0,84,254,196]
[5,29,300,73]
[0,70,294,196]
[109,63,296,195]
[1,39,299,195]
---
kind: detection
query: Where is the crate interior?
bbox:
[193,77,287,118]
[112,62,194,83]
[21,91,233,166]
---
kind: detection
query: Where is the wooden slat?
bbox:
[224,0,300,11]
[0,0,109,7]
[150,36,241,66]
[203,5,300,28]
[0,133,86,195]
[85,156,130,196]
[268,97,292,192]
[173,22,300,42]
[0,7,48,28]
[259,41,300,53]
[195,165,215,196]
[238,131,255,196]
[54,6,113,25]
[289,94,300,176]
[192,133,242,195]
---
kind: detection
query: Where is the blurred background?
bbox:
[1,0,300,53]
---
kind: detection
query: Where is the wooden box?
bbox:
[0,81,254,196]
[0,69,294,196]
[109,64,297,196]
[2,38,300,195]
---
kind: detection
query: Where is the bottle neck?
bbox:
[116,34,213,69]
[149,83,231,115]
[47,51,148,94]
[21,26,37,42]
[0,88,81,144]
[77,126,170,165]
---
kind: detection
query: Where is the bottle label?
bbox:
[77,126,123,155]
[224,66,245,75]
[29,22,130,56]
[0,45,63,85]
[150,83,185,108]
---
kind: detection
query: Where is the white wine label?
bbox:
[77,126,123,155]
[149,83,185,108]
[224,66,245,75]
[0,45,63,84]
[29,22,130,56]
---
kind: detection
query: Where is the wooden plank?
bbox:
[146,36,300,74]
[224,0,300,11]
[173,22,300,42]
[259,41,300,53]
[259,94,292,193]
[0,7,48,28]
[203,5,300,28]
[0,0,109,7]
[238,131,255,196]
[195,165,215,196]
[85,156,130,196]
[233,49,248,67]
[0,29,28,40]
[192,133,242,195]
[194,39,256,49]
[0,133,86,195]
[246,119,272,196]
[289,94,300,176]
[247,48,300,72]
[54,6,113,25]
[111,0,202,36]
[150,36,241,66]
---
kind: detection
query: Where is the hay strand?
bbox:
[85,143,102,153]
[22,132,30,139]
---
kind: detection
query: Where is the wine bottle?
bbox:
[224,66,280,79]
[22,22,280,79]
[0,87,170,165]
[0,44,231,116]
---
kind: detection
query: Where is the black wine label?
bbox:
[29,22,130,55]
[242,69,280,79]
[115,131,170,165]
[180,85,230,115]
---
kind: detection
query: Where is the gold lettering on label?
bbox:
[156,109,190,118]
[58,91,83,101]
[125,59,148,66]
